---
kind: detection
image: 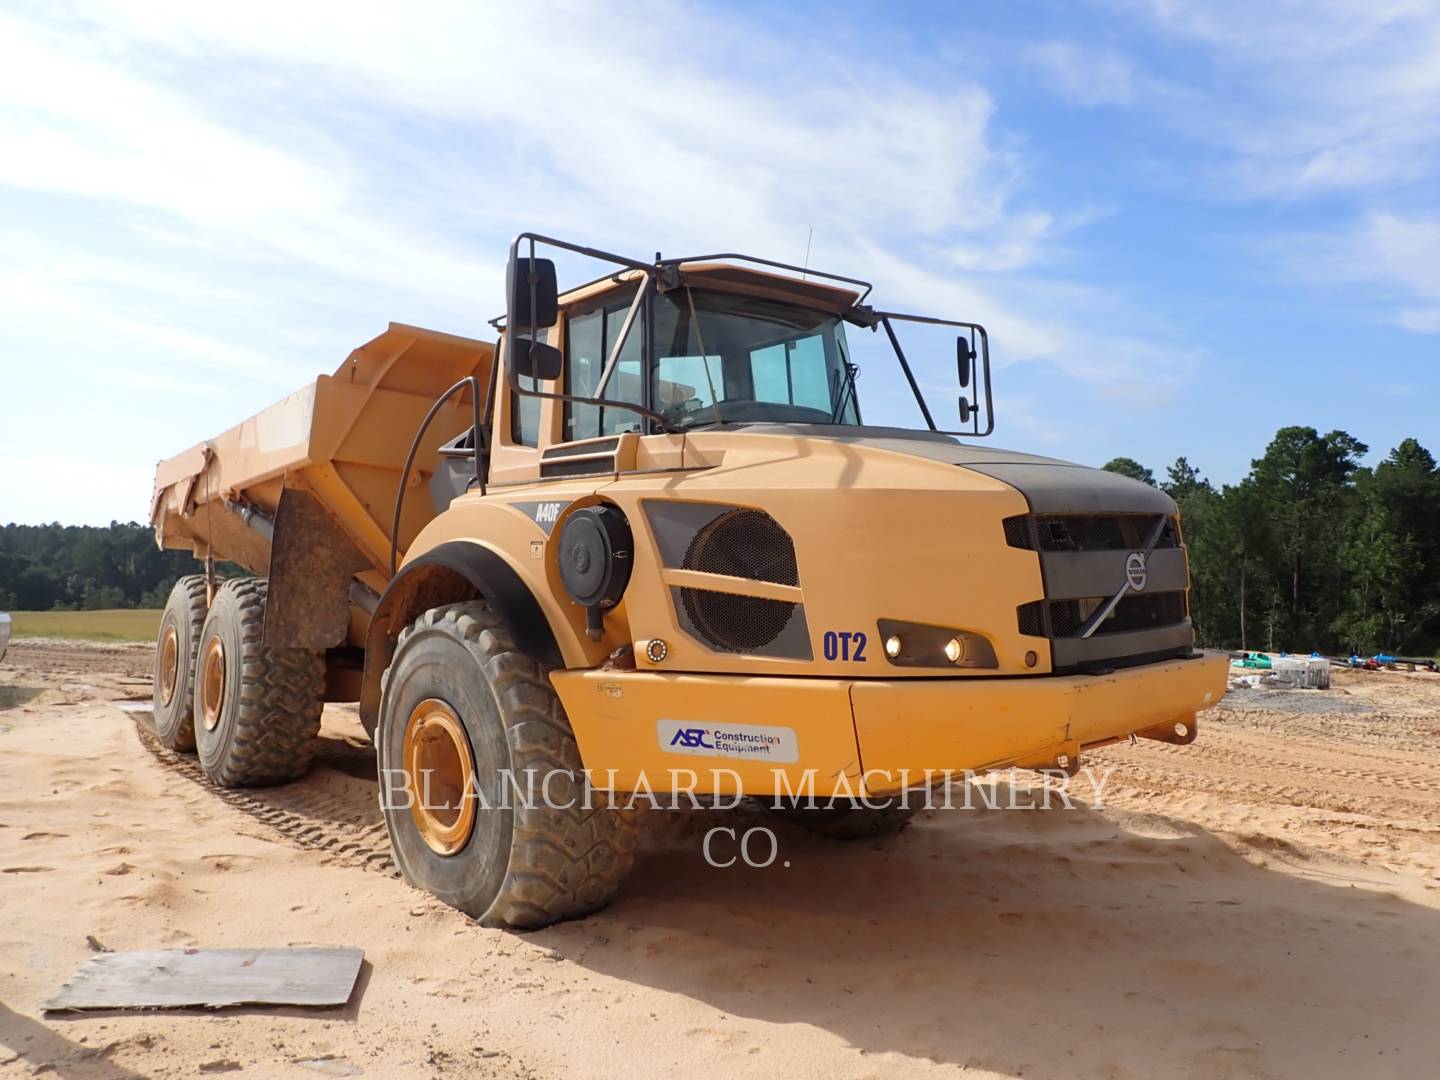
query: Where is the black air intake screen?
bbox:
[644,502,811,658]
[680,588,798,653]
[679,510,799,651]
[681,509,800,587]
[676,509,806,655]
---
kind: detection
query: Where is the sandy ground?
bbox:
[2,641,1439,1079]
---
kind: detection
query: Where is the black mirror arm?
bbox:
[507,232,655,279]
[501,233,677,434]
[876,312,994,438]
[880,316,937,431]
[973,326,994,437]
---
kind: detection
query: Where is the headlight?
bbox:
[876,619,998,669]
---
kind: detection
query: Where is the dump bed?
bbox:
[151,323,493,646]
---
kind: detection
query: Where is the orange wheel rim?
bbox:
[159,625,180,706]
[403,698,476,856]
[201,635,226,731]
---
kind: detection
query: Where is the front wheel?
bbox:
[377,601,638,928]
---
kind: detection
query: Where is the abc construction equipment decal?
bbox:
[657,720,799,764]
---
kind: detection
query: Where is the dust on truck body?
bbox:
[151,233,1228,927]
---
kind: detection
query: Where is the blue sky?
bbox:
[2,0,1437,525]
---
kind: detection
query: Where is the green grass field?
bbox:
[8,609,163,642]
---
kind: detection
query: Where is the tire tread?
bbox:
[153,574,209,751]
[198,578,324,788]
[385,601,639,928]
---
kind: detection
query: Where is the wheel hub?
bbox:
[403,698,477,856]
[158,625,180,707]
[200,635,226,732]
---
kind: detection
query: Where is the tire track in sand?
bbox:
[133,720,397,875]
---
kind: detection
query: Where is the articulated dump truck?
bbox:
[151,233,1228,927]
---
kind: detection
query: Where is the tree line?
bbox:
[3,425,1437,656]
[1104,427,1440,657]
[0,522,200,611]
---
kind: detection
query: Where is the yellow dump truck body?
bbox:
[150,322,493,647]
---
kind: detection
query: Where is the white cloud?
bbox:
[1128,0,1440,196]
[1362,211,1440,303]
[1291,210,1440,333]
[1025,41,1137,106]
[1089,1,1440,339]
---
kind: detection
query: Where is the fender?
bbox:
[359,540,562,737]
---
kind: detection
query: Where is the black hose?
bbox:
[390,375,483,576]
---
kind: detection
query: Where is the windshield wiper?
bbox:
[830,338,859,423]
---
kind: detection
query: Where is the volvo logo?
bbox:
[1125,551,1148,591]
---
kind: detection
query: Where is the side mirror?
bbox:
[511,339,563,381]
[956,336,974,388]
[958,396,972,424]
[508,257,558,329]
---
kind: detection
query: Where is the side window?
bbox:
[565,300,644,441]
[509,328,551,447]
[511,372,541,447]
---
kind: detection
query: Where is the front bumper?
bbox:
[553,651,1229,796]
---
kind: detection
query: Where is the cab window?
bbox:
[749,336,832,413]
[651,288,859,428]
[565,298,644,441]
[509,328,552,448]
[511,371,542,447]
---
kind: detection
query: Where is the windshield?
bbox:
[651,288,860,429]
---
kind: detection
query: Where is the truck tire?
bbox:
[377,601,638,928]
[193,578,324,787]
[152,575,208,751]
[769,802,917,840]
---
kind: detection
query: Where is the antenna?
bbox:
[801,227,813,281]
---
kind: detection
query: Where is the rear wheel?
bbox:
[152,575,207,751]
[193,578,324,787]
[377,601,639,928]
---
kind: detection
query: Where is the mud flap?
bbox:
[263,488,372,650]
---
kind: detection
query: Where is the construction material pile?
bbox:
[1229,652,1331,691]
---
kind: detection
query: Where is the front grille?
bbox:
[1017,600,1046,637]
[1004,514,1178,552]
[1018,591,1187,638]
[1003,516,1031,549]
